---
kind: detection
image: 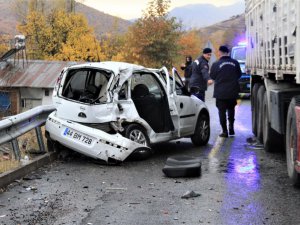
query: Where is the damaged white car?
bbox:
[45,62,210,163]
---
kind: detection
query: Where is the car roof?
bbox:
[67,61,146,75]
[66,61,162,91]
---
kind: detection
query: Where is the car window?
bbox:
[61,69,111,103]
[62,70,88,99]
[231,47,246,61]
[169,69,186,95]
[118,81,128,100]
[131,72,163,98]
[94,71,108,87]
[158,71,167,83]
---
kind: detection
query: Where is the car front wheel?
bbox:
[191,113,210,146]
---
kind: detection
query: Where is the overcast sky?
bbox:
[82,0,244,20]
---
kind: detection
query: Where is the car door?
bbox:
[171,68,197,136]
[159,67,181,136]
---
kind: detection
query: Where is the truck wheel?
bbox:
[262,91,284,152]
[191,113,210,146]
[286,98,300,186]
[251,83,261,135]
[257,85,266,142]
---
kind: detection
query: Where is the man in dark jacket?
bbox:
[180,56,193,90]
[189,48,213,102]
[210,45,242,137]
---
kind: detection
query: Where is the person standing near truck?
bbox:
[210,45,242,137]
[189,48,214,102]
[180,55,193,90]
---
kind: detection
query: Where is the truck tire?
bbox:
[286,97,300,186]
[251,83,262,135]
[257,85,266,142]
[262,91,284,152]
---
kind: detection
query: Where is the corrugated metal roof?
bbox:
[0,60,77,88]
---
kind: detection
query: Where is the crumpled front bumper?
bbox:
[45,112,150,162]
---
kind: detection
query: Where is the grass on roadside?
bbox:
[0,126,49,174]
[0,159,20,174]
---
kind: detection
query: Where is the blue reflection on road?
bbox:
[221,151,262,224]
[232,153,260,189]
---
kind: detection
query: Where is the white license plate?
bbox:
[247,83,250,88]
[63,127,94,146]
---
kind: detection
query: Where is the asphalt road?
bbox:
[1,86,300,225]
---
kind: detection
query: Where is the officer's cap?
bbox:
[219,45,229,53]
[202,48,212,54]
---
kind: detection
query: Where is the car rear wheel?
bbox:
[125,124,150,146]
[124,124,151,160]
[191,113,210,146]
[46,139,55,152]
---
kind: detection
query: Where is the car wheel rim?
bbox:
[199,119,209,140]
[129,129,147,146]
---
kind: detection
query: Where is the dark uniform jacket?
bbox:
[189,56,210,91]
[210,56,242,99]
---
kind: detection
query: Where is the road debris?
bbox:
[181,190,201,199]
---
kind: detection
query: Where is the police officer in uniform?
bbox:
[210,45,242,137]
[189,48,213,102]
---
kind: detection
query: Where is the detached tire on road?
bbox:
[251,83,262,136]
[191,113,210,146]
[286,97,300,186]
[124,124,152,160]
[262,91,284,152]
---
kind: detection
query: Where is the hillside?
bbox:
[170,2,244,29]
[197,14,246,48]
[75,3,132,36]
[0,1,18,36]
[0,0,132,37]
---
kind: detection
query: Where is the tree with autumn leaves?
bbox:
[13,0,206,69]
[123,0,181,68]
[16,0,104,61]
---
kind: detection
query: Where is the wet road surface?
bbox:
[1,87,300,225]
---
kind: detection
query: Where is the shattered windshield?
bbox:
[61,68,111,104]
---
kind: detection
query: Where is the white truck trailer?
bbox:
[245,0,300,185]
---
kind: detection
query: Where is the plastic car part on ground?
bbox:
[162,155,202,178]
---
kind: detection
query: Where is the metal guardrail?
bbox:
[0,105,55,160]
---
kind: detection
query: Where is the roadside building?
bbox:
[0,60,76,117]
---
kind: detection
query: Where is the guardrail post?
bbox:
[11,139,21,161]
[35,126,45,153]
